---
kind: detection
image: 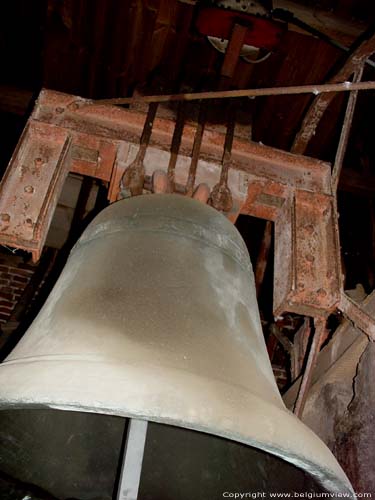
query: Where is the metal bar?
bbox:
[209,103,236,212]
[185,103,206,196]
[33,90,335,196]
[290,317,311,382]
[220,105,236,184]
[93,81,375,106]
[116,418,148,500]
[167,102,185,192]
[293,317,327,418]
[331,66,364,192]
[120,102,158,197]
[339,292,375,341]
[137,102,159,163]
[255,220,273,297]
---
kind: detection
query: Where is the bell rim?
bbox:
[0,357,354,496]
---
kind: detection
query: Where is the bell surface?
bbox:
[0,194,352,498]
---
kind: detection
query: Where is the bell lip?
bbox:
[0,358,354,496]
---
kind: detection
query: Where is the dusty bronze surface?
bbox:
[0,195,353,495]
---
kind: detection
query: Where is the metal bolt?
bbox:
[34,157,43,167]
[317,288,327,297]
[25,218,33,227]
[304,224,315,235]
[0,213,10,223]
[24,185,34,194]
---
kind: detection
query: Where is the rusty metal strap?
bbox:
[331,65,364,192]
[292,32,375,155]
[339,293,375,341]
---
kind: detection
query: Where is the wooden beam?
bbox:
[274,0,367,47]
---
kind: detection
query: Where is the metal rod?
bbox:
[167,102,185,192]
[331,66,364,192]
[136,102,159,163]
[209,103,236,212]
[120,102,158,197]
[94,81,375,106]
[293,317,326,418]
[116,418,148,500]
[291,318,311,382]
[220,104,236,184]
[185,102,206,196]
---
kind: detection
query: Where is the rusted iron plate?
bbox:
[69,131,118,182]
[274,190,341,317]
[0,121,71,261]
[242,179,342,317]
[293,190,341,313]
[1,88,344,322]
[241,177,291,221]
[33,90,332,195]
[273,193,294,318]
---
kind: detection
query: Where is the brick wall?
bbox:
[0,253,36,325]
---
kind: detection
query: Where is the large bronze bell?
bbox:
[0,194,353,499]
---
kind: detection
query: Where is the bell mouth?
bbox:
[0,408,330,500]
[0,356,353,496]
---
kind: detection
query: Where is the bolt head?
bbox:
[0,213,10,224]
